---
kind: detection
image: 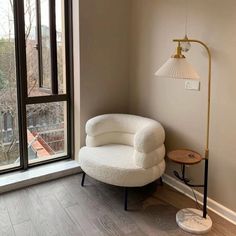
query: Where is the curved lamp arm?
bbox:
[173,39,212,159]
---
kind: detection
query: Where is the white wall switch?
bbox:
[185,80,200,91]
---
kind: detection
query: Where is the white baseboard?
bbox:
[162,174,236,225]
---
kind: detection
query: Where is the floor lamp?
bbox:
[155,37,212,234]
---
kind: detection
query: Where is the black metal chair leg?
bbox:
[160,176,163,186]
[124,187,128,211]
[81,172,86,187]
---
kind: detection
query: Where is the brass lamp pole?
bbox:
[173,38,211,219]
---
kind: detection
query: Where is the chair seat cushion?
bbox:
[79,144,165,187]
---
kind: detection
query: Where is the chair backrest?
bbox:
[86,114,160,146]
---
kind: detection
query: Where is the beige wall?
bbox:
[78,0,236,212]
[79,0,131,146]
[129,0,236,211]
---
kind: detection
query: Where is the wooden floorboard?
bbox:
[13,221,38,236]
[3,189,30,225]
[0,197,12,230]
[0,173,235,236]
[0,225,15,236]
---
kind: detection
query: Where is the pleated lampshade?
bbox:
[155,58,200,80]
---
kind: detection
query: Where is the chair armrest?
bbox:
[134,145,165,169]
[86,115,108,136]
[134,123,165,153]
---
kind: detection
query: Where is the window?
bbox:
[0,0,73,173]
[25,0,67,96]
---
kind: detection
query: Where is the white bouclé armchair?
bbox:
[79,114,166,210]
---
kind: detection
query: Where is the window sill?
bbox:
[0,160,81,194]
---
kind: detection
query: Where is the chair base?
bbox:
[80,173,164,211]
[124,187,128,211]
[160,177,163,186]
[81,172,86,187]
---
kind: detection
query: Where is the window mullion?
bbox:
[64,0,74,159]
[13,0,28,170]
[49,0,58,95]
[36,0,43,88]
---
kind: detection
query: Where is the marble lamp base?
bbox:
[176,208,212,234]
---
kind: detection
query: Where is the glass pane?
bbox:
[40,0,51,89]
[0,0,20,170]
[27,102,67,164]
[56,0,66,94]
[25,0,47,96]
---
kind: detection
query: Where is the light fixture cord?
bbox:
[185,0,189,36]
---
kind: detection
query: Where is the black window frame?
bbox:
[0,0,74,174]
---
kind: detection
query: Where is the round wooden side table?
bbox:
[167,149,203,185]
[167,149,202,165]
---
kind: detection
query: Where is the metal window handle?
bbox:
[34,44,39,50]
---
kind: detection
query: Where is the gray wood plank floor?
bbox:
[0,173,235,236]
